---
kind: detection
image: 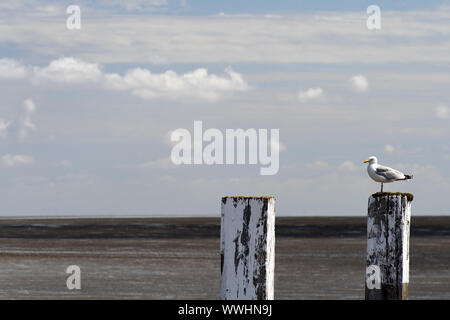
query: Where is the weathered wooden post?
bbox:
[366,192,413,300]
[220,196,275,300]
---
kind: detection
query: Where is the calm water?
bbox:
[0,217,449,299]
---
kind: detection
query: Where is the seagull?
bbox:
[363,156,413,192]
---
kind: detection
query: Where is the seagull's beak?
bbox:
[363,159,370,163]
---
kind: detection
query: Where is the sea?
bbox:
[0,216,449,299]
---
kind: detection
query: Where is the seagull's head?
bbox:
[363,156,378,164]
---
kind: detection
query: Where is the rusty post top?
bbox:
[371,192,414,202]
[222,196,275,199]
[221,196,275,203]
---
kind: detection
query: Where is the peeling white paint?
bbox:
[220,197,275,300]
[402,200,411,285]
[366,193,412,299]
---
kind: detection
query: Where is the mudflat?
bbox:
[0,217,448,299]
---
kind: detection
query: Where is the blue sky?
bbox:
[0,1,449,216]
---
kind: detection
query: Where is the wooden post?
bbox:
[220,196,275,300]
[366,192,413,300]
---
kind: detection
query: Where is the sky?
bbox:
[0,0,449,216]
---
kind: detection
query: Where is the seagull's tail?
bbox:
[404,174,413,180]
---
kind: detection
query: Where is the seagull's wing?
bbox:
[375,165,405,180]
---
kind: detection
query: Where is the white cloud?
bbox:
[104,67,248,101]
[8,57,248,102]
[0,119,10,138]
[57,160,72,167]
[298,87,323,103]
[349,75,369,92]
[0,1,64,14]
[0,58,28,79]
[1,154,33,167]
[394,162,448,187]
[139,157,175,168]
[24,98,36,113]
[384,144,395,153]
[97,0,168,11]
[33,58,102,84]
[339,161,359,172]
[435,104,449,119]
[270,138,287,152]
[18,99,37,140]
[0,99,37,140]
[147,54,168,64]
[307,160,329,169]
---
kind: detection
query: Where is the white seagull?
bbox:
[364,156,413,192]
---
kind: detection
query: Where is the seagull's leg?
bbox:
[381,183,384,193]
